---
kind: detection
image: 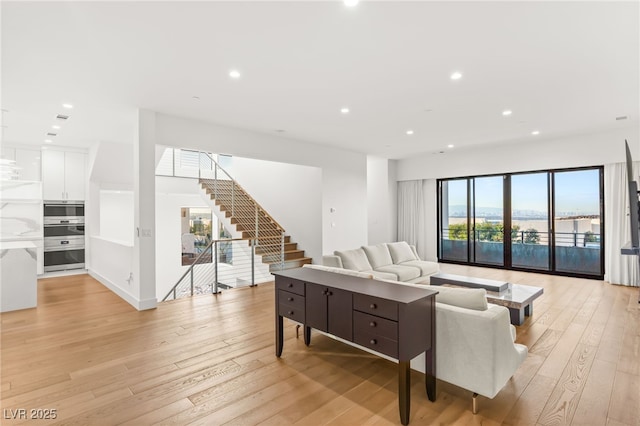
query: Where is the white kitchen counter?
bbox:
[1,240,37,312]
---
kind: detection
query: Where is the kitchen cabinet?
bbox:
[1,147,41,181]
[42,150,86,200]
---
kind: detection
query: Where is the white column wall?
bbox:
[154,112,368,255]
[133,110,157,310]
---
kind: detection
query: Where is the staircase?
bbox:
[200,178,312,271]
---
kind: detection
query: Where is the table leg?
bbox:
[304,325,311,346]
[276,315,283,357]
[425,348,436,402]
[509,307,525,325]
[399,360,410,425]
[524,303,532,317]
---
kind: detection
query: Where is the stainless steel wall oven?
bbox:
[43,202,85,272]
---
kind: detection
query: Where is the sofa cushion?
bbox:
[334,248,373,272]
[435,286,488,311]
[387,241,418,264]
[399,260,439,276]
[374,264,421,282]
[303,264,373,279]
[361,244,393,269]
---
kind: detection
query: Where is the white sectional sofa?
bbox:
[302,262,528,413]
[323,241,439,283]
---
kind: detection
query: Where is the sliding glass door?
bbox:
[553,169,603,275]
[438,166,604,279]
[511,172,550,271]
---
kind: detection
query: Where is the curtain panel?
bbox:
[397,180,426,258]
[604,161,640,286]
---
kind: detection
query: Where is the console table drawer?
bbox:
[278,290,305,311]
[354,329,398,358]
[354,294,398,321]
[354,311,398,341]
[276,278,305,296]
[278,303,305,322]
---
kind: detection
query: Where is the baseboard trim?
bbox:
[88,270,157,311]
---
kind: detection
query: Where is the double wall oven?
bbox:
[43,202,85,272]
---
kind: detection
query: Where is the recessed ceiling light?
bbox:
[406,130,414,135]
[344,0,359,7]
[62,103,73,109]
[450,72,462,80]
[52,125,60,130]
[447,144,454,148]
[531,130,540,135]
[44,139,52,143]
[229,69,241,79]
[340,107,350,114]
[502,110,512,116]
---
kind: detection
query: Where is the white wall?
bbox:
[367,156,397,245]
[99,190,134,245]
[154,112,368,255]
[397,127,639,181]
[224,157,322,262]
[155,176,213,299]
[88,237,135,307]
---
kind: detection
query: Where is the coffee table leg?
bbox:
[524,303,532,317]
[509,307,525,326]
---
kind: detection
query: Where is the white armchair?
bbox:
[410,286,528,412]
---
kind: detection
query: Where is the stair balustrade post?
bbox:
[214,240,219,294]
[214,165,218,199]
[255,205,259,239]
[250,239,256,287]
[231,181,235,216]
[281,231,285,271]
[173,288,176,300]
[190,268,194,296]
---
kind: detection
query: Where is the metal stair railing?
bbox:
[162,236,283,302]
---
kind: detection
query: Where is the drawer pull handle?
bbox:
[369,321,376,327]
[287,297,294,302]
[288,310,294,315]
[370,303,377,309]
[328,291,333,296]
[370,339,377,345]
[288,283,293,288]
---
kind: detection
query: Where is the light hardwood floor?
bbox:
[1,265,638,425]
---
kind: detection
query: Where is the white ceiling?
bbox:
[2,1,639,160]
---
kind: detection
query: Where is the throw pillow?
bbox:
[361,244,393,269]
[387,241,418,264]
[333,248,373,272]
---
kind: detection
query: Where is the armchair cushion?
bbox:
[399,260,439,276]
[387,241,418,264]
[334,248,373,272]
[435,286,488,311]
[374,264,421,282]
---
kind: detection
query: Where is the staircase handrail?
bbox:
[162,236,254,302]
[198,151,285,233]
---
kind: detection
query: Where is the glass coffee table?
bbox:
[431,273,544,325]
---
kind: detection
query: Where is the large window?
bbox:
[438,166,604,279]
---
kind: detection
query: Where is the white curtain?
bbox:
[397,180,426,258]
[604,161,640,286]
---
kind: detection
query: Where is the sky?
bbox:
[446,169,601,216]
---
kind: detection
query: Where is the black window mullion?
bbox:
[549,172,556,272]
[504,175,512,268]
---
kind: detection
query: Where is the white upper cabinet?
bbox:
[1,147,41,181]
[42,150,86,201]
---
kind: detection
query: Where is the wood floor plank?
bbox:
[1,269,638,426]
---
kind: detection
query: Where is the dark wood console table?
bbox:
[273,268,438,425]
